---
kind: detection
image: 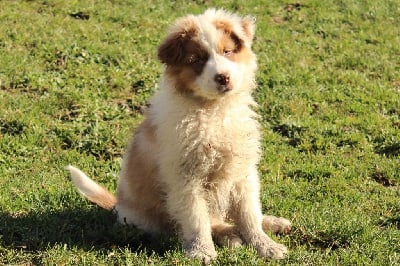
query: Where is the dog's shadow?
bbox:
[0,201,178,256]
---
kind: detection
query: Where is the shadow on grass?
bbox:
[291,226,355,252]
[379,216,400,230]
[0,206,178,255]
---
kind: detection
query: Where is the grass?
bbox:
[0,0,399,265]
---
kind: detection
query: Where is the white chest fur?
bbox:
[151,88,261,180]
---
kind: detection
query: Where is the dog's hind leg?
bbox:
[211,220,243,248]
[262,215,292,235]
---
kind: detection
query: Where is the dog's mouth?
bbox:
[217,85,233,93]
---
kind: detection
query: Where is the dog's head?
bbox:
[158,9,257,100]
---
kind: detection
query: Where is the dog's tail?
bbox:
[66,165,116,210]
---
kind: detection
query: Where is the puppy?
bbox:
[67,9,291,264]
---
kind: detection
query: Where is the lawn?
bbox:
[0,0,399,265]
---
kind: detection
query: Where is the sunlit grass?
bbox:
[0,0,399,265]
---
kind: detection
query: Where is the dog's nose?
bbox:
[214,73,230,86]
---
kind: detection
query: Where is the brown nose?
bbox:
[214,73,230,86]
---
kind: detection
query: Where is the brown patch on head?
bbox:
[158,16,198,66]
[218,31,243,55]
[215,20,234,33]
[163,40,209,95]
[158,16,209,68]
[158,16,209,95]
[215,20,255,64]
[215,16,255,44]
[164,65,200,95]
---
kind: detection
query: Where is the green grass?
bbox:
[0,0,399,265]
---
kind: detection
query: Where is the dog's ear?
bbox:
[241,16,256,44]
[158,16,198,66]
[157,31,190,66]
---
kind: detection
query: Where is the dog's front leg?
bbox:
[164,178,217,264]
[232,167,288,259]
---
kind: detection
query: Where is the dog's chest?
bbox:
[177,107,259,178]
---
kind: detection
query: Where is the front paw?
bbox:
[251,234,288,259]
[184,238,217,264]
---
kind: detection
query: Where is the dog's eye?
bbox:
[223,49,233,56]
[188,55,203,64]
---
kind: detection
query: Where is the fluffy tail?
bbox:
[66,165,117,210]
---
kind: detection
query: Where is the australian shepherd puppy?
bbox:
[67,9,291,264]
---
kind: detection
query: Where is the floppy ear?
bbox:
[241,16,256,43]
[157,16,198,66]
[157,31,189,66]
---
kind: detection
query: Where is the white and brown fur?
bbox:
[67,9,291,264]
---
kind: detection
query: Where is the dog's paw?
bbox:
[184,238,217,264]
[262,215,292,235]
[219,233,243,249]
[212,224,243,248]
[251,234,288,259]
